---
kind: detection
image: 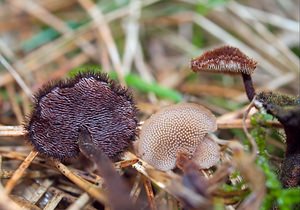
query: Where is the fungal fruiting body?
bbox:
[26,73,138,160]
[190,46,258,101]
[190,46,257,75]
[138,103,219,171]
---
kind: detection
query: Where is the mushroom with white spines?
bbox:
[137,103,220,171]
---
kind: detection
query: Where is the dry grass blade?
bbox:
[27,179,54,204]
[143,176,157,210]
[122,0,141,74]
[243,98,258,160]
[114,159,139,169]
[0,54,32,98]
[123,152,211,208]
[130,174,142,203]
[66,193,90,210]
[43,191,64,210]
[0,0,298,209]
[9,0,98,61]
[78,0,125,84]
[5,150,39,194]
[5,84,24,124]
[0,186,23,210]
[53,160,108,204]
[0,125,25,136]
[228,142,266,210]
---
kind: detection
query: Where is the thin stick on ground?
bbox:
[123,151,209,208]
[9,0,99,62]
[6,84,24,124]
[0,54,32,98]
[77,0,125,85]
[114,159,139,169]
[5,150,39,194]
[0,125,25,137]
[243,97,258,161]
[43,191,64,210]
[130,174,142,203]
[143,176,157,210]
[52,159,108,205]
[0,185,23,210]
[66,193,90,210]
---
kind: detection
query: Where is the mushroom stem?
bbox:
[242,73,256,101]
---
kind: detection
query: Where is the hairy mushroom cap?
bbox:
[190,46,257,75]
[26,72,138,160]
[138,103,217,171]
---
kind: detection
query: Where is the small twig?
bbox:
[67,193,90,210]
[43,190,64,210]
[77,0,125,85]
[217,118,282,129]
[227,141,266,210]
[9,0,98,62]
[123,151,209,208]
[143,176,157,210]
[114,159,139,169]
[0,185,24,210]
[130,174,142,203]
[0,125,25,136]
[53,160,108,204]
[5,150,39,194]
[231,3,299,32]
[122,0,141,74]
[0,169,57,179]
[28,179,54,204]
[243,97,258,160]
[5,84,24,124]
[0,54,32,98]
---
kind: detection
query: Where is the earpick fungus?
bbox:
[190,46,258,101]
[27,72,138,159]
[138,103,220,171]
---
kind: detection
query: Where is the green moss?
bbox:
[251,113,300,209]
[257,91,300,107]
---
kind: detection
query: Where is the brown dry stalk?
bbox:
[143,176,157,210]
[0,125,25,136]
[114,159,139,169]
[228,141,266,210]
[77,0,125,85]
[243,98,258,160]
[53,159,108,205]
[9,0,98,61]
[0,186,23,210]
[66,193,90,210]
[123,151,209,209]
[5,84,24,124]
[5,150,39,194]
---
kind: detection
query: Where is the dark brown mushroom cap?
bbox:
[138,103,217,171]
[191,136,220,169]
[190,46,257,75]
[26,73,138,160]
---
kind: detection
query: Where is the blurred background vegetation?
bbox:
[0,0,299,209]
